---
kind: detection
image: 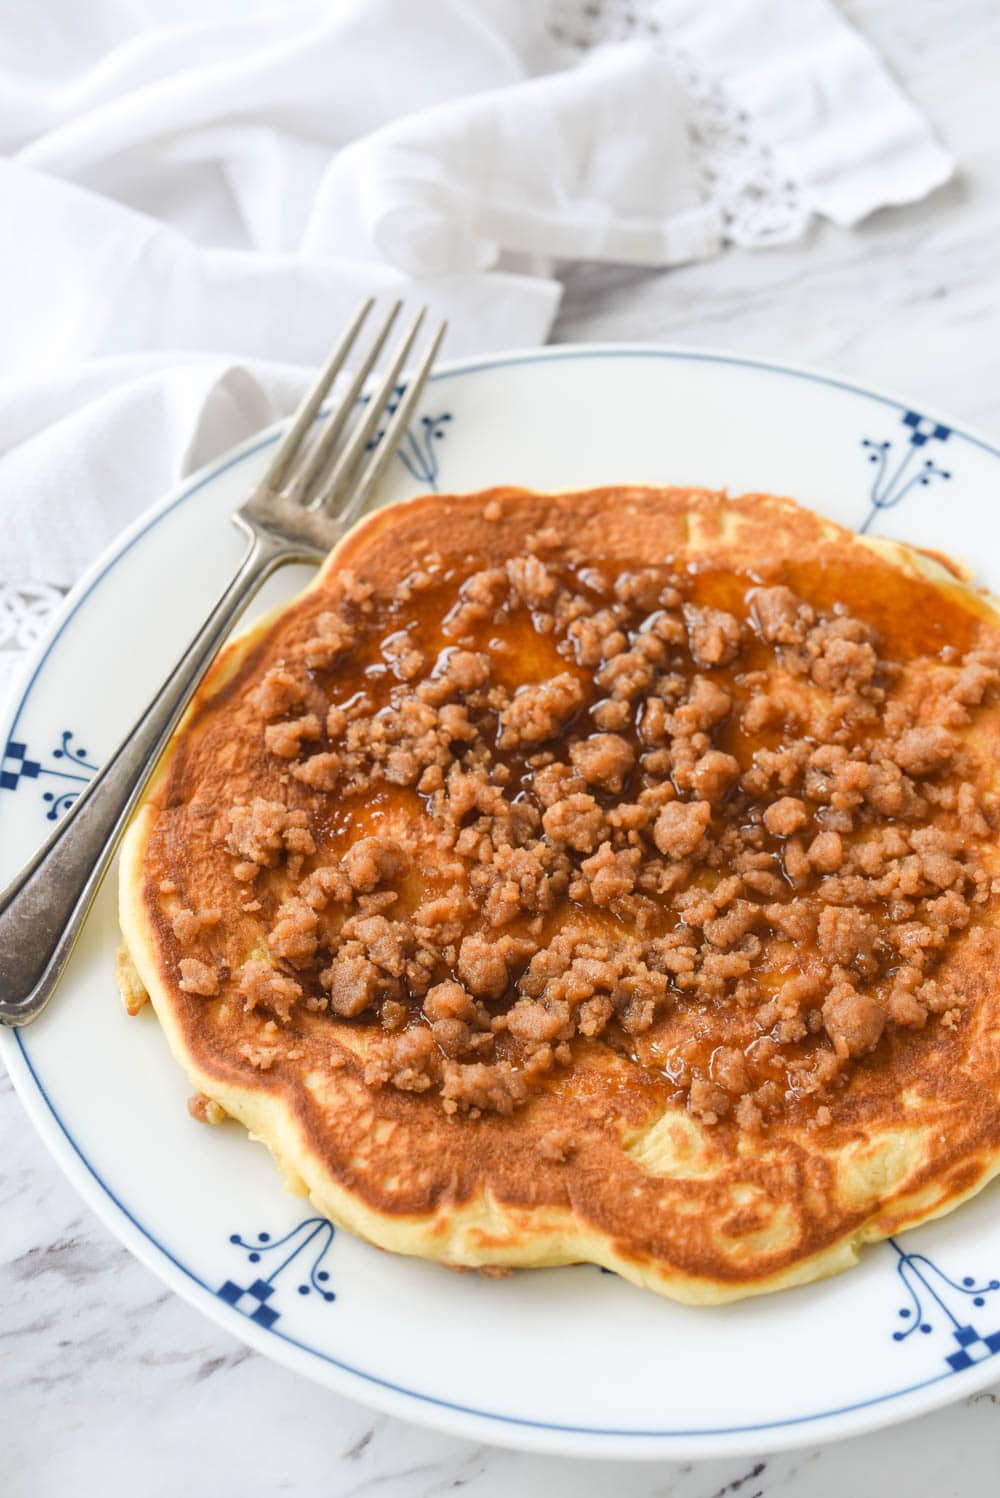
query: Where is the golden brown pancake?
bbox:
[118,486,1000,1303]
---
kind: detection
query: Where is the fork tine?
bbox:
[331,320,448,526]
[305,307,427,510]
[286,299,402,505]
[258,298,375,494]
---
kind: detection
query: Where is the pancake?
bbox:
[117,485,1000,1303]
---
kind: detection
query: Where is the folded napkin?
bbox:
[0,0,953,605]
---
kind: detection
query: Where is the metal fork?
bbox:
[0,300,446,1026]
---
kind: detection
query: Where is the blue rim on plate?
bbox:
[4,345,1000,1457]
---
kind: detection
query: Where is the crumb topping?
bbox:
[159,541,1000,1129]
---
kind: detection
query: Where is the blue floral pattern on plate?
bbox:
[0,730,98,821]
[859,409,952,533]
[889,1237,1000,1371]
[218,1217,336,1328]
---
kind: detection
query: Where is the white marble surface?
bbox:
[4,1,1000,1492]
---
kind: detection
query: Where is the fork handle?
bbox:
[0,526,296,1026]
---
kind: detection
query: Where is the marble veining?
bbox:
[4,0,1000,1492]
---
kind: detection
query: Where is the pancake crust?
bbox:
[118,487,1000,1303]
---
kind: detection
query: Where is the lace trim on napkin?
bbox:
[547,0,950,244]
[547,0,806,248]
[0,582,64,652]
[0,583,65,695]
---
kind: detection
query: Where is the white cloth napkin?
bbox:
[0,0,953,597]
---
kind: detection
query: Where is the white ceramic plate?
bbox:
[4,346,1000,1461]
